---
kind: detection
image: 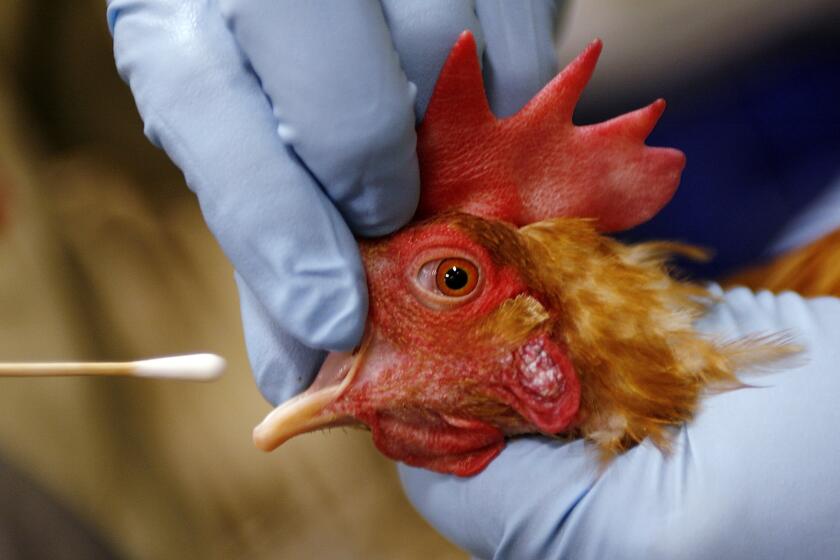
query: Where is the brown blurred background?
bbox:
[0,1,457,558]
[0,1,837,559]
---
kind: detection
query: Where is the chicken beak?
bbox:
[252,338,370,452]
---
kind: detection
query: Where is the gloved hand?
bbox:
[400,285,840,559]
[107,0,562,404]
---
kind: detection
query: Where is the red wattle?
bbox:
[364,411,505,476]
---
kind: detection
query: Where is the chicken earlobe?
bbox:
[497,334,580,435]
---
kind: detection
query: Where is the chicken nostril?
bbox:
[335,362,351,382]
[309,350,357,391]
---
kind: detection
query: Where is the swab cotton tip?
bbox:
[132,353,226,381]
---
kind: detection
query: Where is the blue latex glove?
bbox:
[107,0,562,404]
[400,286,840,559]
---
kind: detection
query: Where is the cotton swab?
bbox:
[0,353,226,381]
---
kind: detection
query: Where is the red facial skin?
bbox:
[318,220,580,476]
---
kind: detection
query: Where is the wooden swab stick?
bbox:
[0,353,226,381]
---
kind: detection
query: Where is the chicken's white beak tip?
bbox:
[251,341,371,453]
[252,425,275,452]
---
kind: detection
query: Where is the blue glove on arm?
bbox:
[107,0,562,404]
[400,286,840,559]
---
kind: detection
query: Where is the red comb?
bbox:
[416,32,685,231]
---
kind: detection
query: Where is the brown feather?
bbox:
[727,227,840,297]
[511,218,797,456]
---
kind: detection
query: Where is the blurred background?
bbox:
[0,1,837,558]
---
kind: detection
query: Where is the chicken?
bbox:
[253,33,793,477]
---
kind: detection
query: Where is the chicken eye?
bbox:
[414,255,482,306]
[435,258,479,297]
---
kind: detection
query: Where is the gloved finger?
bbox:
[399,437,602,560]
[219,0,419,237]
[476,0,563,117]
[379,0,485,118]
[235,274,326,405]
[108,0,366,352]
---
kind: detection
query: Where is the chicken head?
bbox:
[252,33,792,476]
